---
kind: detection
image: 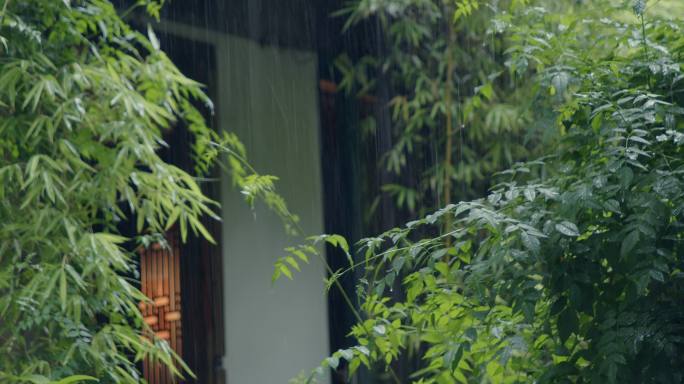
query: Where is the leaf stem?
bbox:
[640,13,648,60]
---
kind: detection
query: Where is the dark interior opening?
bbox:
[157,34,225,384]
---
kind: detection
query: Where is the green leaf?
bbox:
[326,355,339,370]
[558,308,578,342]
[59,268,67,311]
[620,230,639,258]
[271,267,281,284]
[25,375,50,384]
[430,248,448,260]
[147,24,160,50]
[521,231,540,252]
[284,256,300,271]
[192,218,216,244]
[649,269,665,282]
[339,349,354,361]
[321,234,353,267]
[288,248,310,263]
[479,82,494,100]
[348,358,361,376]
[555,221,579,237]
[603,199,621,213]
[280,264,293,280]
[325,234,349,253]
[165,207,181,230]
[52,375,98,384]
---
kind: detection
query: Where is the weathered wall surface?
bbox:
[217,35,330,384]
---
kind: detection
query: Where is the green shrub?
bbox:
[284,2,684,383]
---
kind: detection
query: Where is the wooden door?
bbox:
[139,231,182,383]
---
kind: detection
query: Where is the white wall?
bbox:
[216,36,330,384]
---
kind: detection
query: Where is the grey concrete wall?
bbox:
[216,35,330,384]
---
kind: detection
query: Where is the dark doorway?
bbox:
[157,34,225,384]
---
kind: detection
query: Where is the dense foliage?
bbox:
[0,1,288,382]
[284,1,684,383]
[336,0,557,220]
[2,0,682,383]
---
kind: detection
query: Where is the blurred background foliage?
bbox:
[332,0,684,223]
